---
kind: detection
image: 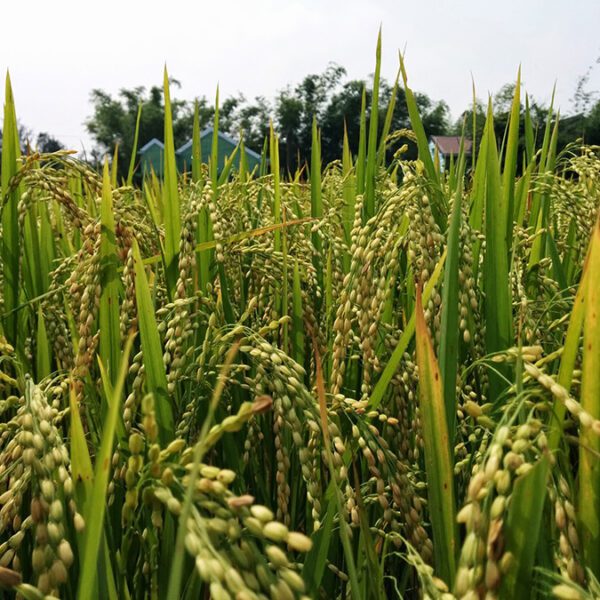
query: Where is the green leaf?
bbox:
[162,67,181,294]
[415,284,457,587]
[399,53,443,228]
[313,337,362,600]
[499,457,549,599]
[524,93,535,165]
[292,259,305,368]
[126,103,143,186]
[217,144,239,187]
[69,383,94,504]
[364,28,381,220]
[578,217,600,577]
[35,306,51,381]
[99,159,121,387]
[310,118,323,293]
[548,244,591,448]
[1,72,21,347]
[356,86,367,196]
[483,101,512,400]
[78,336,134,600]
[191,99,202,183]
[438,150,465,437]
[302,497,336,592]
[210,87,220,191]
[377,66,400,166]
[239,133,248,181]
[132,238,174,444]
[502,68,520,249]
[111,143,119,187]
[342,123,355,249]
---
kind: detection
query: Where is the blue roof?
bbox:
[138,138,164,153]
[175,128,261,160]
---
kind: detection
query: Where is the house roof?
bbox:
[430,136,472,155]
[138,138,164,153]
[175,128,262,160]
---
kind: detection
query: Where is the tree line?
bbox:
[3,62,600,178]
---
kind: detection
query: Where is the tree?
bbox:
[275,63,346,172]
[36,132,64,153]
[452,83,550,172]
[84,64,450,178]
[319,77,448,167]
[321,79,368,164]
[86,83,195,179]
[584,100,600,145]
[235,97,272,153]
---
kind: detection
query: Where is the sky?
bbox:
[1,0,599,155]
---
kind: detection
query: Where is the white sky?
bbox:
[1,0,599,155]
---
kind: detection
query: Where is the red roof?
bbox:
[431,136,472,155]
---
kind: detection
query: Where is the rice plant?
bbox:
[0,36,600,599]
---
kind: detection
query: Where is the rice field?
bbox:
[1,37,600,600]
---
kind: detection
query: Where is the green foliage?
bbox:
[1,41,600,600]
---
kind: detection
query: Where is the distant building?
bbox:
[429,136,472,171]
[138,138,165,177]
[139,128,262,177]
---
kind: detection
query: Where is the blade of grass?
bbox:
[399,52,443,227]
[438,149,465,437]
[524,94,535,166]
[548,249,591,448]
[312,333,362,600]
[471,78,477,168]
[239,134,248,181]
[270,123,282,328]
[1,72,21,347]
[356,86,367,197]
[69,382,120,600]
[69,383,94,503]
[35,306,50,381]
[499,456,549,599]
[310,117,323,297]
[191,99,202,184]
[342,123,355,252]
[217,144,240,187]
[111,143,119,187]
[292,259,305,366]
[415,284,457,588]
[162,67,181,295]
[78,335,134,600]
[469,111,489,283]
[210,87,220,191]
[364,28,381,220]
[377,66,400,167]
[126,103,143,186]
[353,462,386,600]
[578,217,600,577]
[502,68,521,249]
[483,100,513,400]
[99,159,121,387]
[302,496,336,592]
[132,238,174,444]
[529,112,560,270]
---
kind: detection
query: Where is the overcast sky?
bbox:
[1,0,599,155]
